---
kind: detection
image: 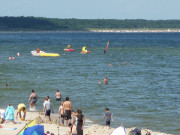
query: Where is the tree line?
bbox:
[0,16,180,31]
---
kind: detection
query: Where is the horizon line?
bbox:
[0,16,180,21]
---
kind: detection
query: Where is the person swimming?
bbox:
[104,77,108,85]
[5,83,8,87]
[17,53,20,56]
[104,48,106,55]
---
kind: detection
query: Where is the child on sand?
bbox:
[58,101,64,124]
[103,108,113,127]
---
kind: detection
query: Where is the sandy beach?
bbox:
[0,110,174,135]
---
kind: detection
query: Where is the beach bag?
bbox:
[129,128,141,135]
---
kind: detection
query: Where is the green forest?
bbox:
[0,16,180,31]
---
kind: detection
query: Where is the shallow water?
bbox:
[0,32,180,134]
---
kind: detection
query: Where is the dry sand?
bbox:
[0,111,174,135]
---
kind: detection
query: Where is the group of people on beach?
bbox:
[1,86,113,135]
[28,89,86,135]
[42,93,85,135]
[30,89,86,135]
[0,103,26,124]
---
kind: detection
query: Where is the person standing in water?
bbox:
[5,83,8,87]
[103,108,113,127]
[55,90,61,101]
[99,80,102,85]
[28,89,38,110]
[104,48,107,55]
[104,77,108,85]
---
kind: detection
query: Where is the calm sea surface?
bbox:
[0,32,180,134]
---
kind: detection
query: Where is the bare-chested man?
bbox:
[55,90,61,101]
[63,97,72,126]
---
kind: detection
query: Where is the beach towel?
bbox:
[5,106,15,121]
[110,126,126,135]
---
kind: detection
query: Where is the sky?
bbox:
[0,0,180,20]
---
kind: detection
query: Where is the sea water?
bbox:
[0,32,180,134]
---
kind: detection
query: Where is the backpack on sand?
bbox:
[129,128,141,135]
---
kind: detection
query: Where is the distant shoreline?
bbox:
[0,29,180,33]
[89,28,180,33]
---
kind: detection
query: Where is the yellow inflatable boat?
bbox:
[31,50,60,57]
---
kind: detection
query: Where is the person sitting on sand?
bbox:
[58,101,64,124]
[104,77,108,85]
[43,98,54,123]
[16,103,26,120]
[103,108,113,127]
[28,89,38,110]
[5,104,16,124]
[55,90,61,101]
[63,97,72,126]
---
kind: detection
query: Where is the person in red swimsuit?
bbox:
[37,48,40,53]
